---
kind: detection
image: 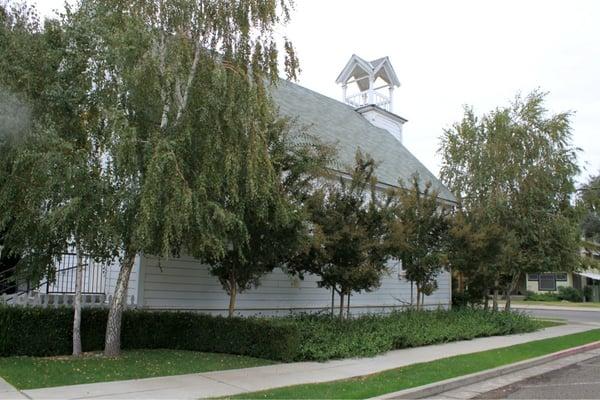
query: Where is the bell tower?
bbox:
[336,55,406,142]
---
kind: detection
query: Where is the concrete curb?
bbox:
[511,304,600,313]
[370,340,600,400]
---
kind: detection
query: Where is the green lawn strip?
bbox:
[231,329,600,399]
[516,300,600,309]
[0,349,275,390]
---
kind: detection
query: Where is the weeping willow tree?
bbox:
[59,0,301,356]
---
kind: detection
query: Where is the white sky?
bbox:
[35,0,600,184]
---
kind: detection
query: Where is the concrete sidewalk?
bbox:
[1,377,27,399]
[14,324,596,400]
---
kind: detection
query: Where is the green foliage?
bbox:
[279,309,540,361]
[0,306,541,361]
[524,287,585,302]
[207,122,332,316]
[289,152,391,317]
[0,3,117,284]
[583,286,594,302]
[387,175,450,306]
[0,307,300,361]
[1,0,304,355]
[440,91,582,304]
[579,174,600,269]
[557,286,585,302]
[524,290,560,302]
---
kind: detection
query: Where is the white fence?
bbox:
[0,292,136,308]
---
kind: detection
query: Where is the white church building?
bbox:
[37,55,456,315]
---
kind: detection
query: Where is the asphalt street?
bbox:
[474,307,600,399]
[477,354,600,399]
[521,308,600,326]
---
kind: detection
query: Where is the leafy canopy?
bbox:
[440,90,581,297]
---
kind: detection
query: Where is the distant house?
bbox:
[15,55,456,315]
[522,247,600,302]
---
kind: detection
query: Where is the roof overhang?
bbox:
[577,271,600,281]
[355,104,408,124]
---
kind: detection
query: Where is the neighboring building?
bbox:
[14,55,456,315]
[523,247,600,301]
[524,271,600,302]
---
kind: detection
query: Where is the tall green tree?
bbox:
[0,2,116,355]
[208,122,332,317]
[440,91,581,310]
[61,0,300,355]
[289,152,390,318]
[579,173,600,268]
[386,176,450,309]
[448,205,505,308]
[580,174,600,242]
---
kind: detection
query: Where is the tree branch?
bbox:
[174,42,201,125]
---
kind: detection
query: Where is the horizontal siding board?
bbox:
[140,255,450,314]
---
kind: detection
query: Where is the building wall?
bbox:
[359,109,404,142]
[526,272,573,293]
[137,254,451,316]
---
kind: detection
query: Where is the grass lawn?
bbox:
[0,349,275,390]
[516,300,600,309]
[230,329,600,399]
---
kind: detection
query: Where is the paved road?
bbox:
[478,354,600,399]
[519,308,600,326]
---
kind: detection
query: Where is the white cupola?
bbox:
[336,55,407,142]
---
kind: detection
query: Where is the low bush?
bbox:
[524,287,585,303]
[557,287,584,302]
[0,307,299,361]
[524,290,560,302]
[0,306,542,361]
[277,309,541,361]
[584,286,593,302]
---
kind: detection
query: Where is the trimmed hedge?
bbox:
[0,307,299,361]
[0,306,541,361]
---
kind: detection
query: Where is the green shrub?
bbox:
[0,306,542,361]
[0,307,300,361]
[584,286,593,302]
[524,290,560,301]
[557,287,584,302]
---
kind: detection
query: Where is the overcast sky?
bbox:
[35,0,600,184]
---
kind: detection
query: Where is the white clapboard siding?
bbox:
[139,254,451,316]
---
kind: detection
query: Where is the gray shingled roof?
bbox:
[271,80,456,203]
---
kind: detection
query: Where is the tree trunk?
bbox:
[492,277,499,311]
[339,291,345,319]
[410,280,414,307]
[484,294,489,310]
[415,284,421,310]
[104,252,136,357]
[72,247,84,356]
[346,293,350,318]
[421,291,425,309]
[228,272,237,318]
[331,287,335,317]
[504,272,521,311]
